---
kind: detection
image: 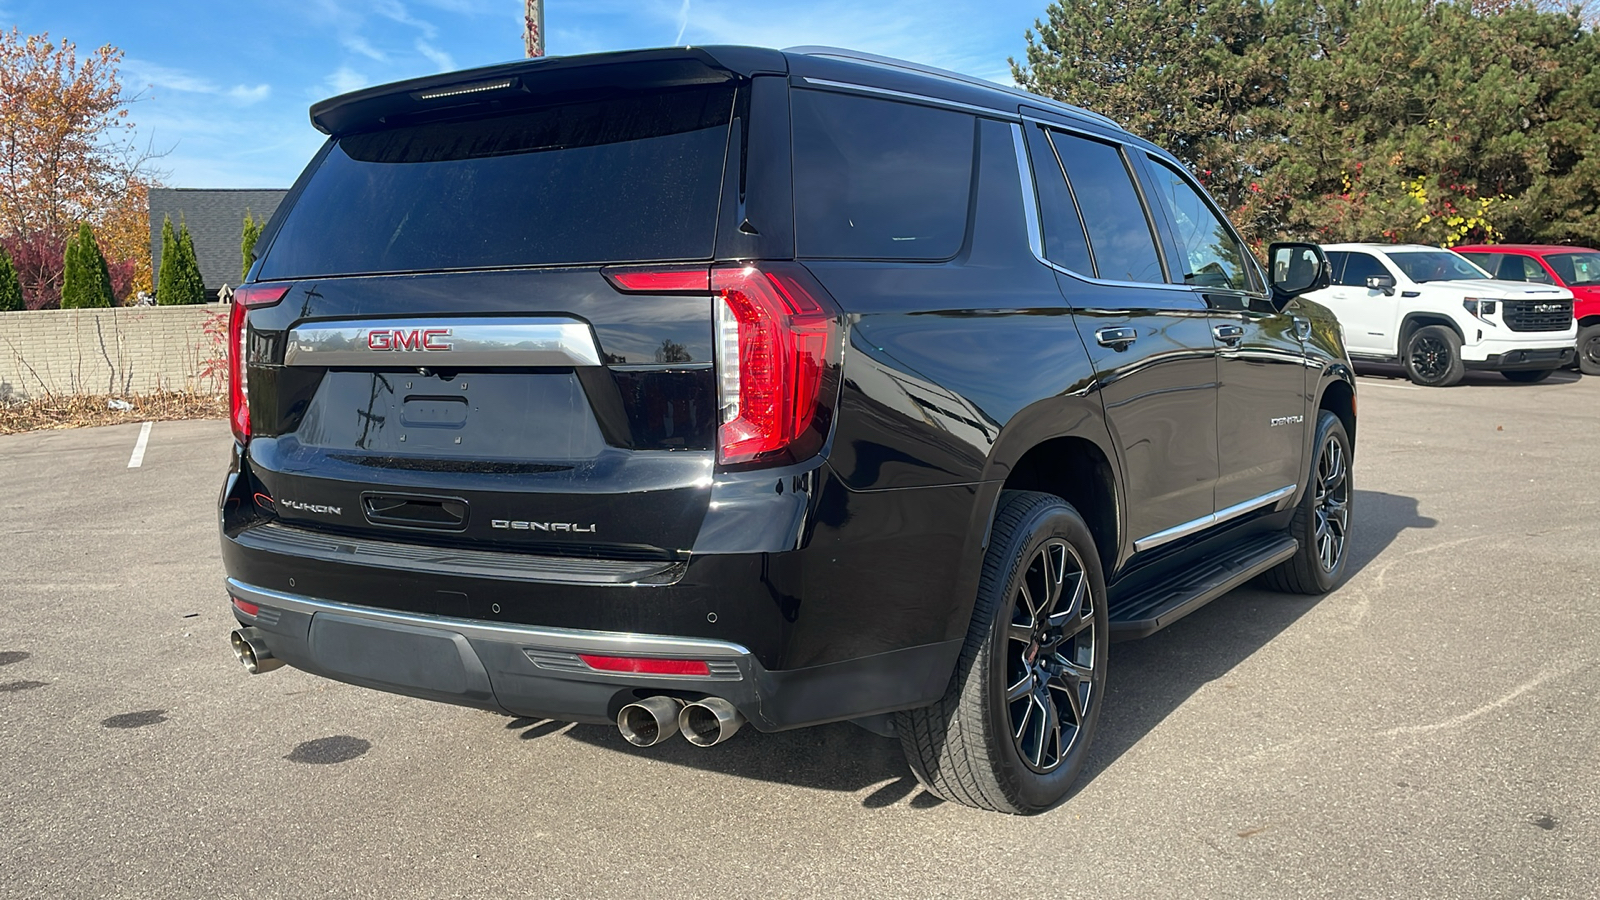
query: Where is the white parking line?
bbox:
[127,422,152,468]
[1356,378,1420,391]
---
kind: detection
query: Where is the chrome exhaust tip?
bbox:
[229,628,284,675]
[617,696,684,747]
[679,697,745,747]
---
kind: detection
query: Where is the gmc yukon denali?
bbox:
[221,46,1356,814]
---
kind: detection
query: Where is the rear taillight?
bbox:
[228,284,290,445]
[712,263,841,467]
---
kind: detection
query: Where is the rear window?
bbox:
[791,90,975,260]
[259,86,735,278]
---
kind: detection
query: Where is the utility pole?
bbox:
[523,0,544,58]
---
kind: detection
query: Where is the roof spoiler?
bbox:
[309,46,787,136]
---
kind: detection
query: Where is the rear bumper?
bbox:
[227,578,957,732]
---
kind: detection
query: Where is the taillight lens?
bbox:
[712,263,841,466]
[228,284,290,445]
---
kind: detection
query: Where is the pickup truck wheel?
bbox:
[1259,410,1352,595]
[1404,325,1465,387]
[896,491,1107,814]
[1576,323,1600,376]
[1501,369,1553,384]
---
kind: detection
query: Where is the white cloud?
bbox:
[341,35,389,62]
[125,60,277,107]
[375,0,438,39]
[415,39,456,72]
[324,66,370,97]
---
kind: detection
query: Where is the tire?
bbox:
[1259,410,1353,595]
[1403,325,1465,387]
[1502,369,1553,384]
[1578,323,1600,377]
[896,491,1108,814]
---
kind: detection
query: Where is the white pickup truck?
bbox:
[1307,243,1577,386]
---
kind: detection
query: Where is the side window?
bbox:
[1340,253,1389,288]
[1022,124,1094,275]
[791,90,976,260]
[1518,256,1555,285]
[1143,157,1254,292]
[1324,251,1350,286]
[1047,130,1165,284]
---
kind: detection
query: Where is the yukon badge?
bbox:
[492,520,597,533]
[280,499,343,516]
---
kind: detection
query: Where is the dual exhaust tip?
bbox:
[617,696,744,748]
[229,628,283,675]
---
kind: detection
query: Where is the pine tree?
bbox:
[60,223,115,308]
[156,215,206,305]
[240,211,263,281]
[0,245,23,312]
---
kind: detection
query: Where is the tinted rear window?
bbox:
[791,90,975,260]
[260,86,735,278]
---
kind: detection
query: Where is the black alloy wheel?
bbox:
[1004,538,1096,774]
[897,491,1108,814]
[1404,325,1465,387]
[1311,429,1350,573]
[1576,323,1600,376]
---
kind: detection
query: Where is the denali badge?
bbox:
[367,328,453,351]
[492,520,597,533]
[1270,415,1305,427]
[280,499,343,516]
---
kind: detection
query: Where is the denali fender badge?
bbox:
[1269,415,1305,427]
[280,499,343,516]
[492,520,597,533]
[367,328,453,351]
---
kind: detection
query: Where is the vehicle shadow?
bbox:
[1073,488,1436,791]
[1357,363,1583,387]
[509,490,1435,810]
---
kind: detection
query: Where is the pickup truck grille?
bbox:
[1502,300,1573,333]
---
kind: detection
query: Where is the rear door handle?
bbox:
[1213,324,1245,345]
[1095,326,1138,350]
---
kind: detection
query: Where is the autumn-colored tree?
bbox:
[0,29,158,307]
[0,244,21,311]
[240,210,263,281]
[60,221,113,308]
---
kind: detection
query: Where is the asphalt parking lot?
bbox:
[2,370,1597,899]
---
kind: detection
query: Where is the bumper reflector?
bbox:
[577,654,711,676]
[232,597,260,617]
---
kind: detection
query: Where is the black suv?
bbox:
[221,46,1354,814]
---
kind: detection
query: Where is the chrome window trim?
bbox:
[1009,122,1196,296]
[227,578,754,658]
[1132,484,1297,553]
[796,77,1017,120]
[284,317,603,368]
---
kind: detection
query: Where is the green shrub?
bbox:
[156,215,206,305]
[60,223,114,309]
[0,245,22,311]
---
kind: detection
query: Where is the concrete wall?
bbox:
[0,306,227,400]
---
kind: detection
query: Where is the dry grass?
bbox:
[0,392,227,435]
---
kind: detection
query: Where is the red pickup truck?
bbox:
[1456,244,1600,375]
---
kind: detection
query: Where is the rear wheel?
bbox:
[1577,323,1600,376]
[1259,410,1352,595]
[1502,369,1553,384]
[896,491,1107,815]
[1404,325,1465,387]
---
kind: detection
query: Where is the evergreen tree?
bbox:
[60,223,113,308]
[0,245,22,312]
[240,211,263,281]
[156,215,206,305]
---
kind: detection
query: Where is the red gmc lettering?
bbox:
[366,328,453,351]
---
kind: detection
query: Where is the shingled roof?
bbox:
[149,188,288,297]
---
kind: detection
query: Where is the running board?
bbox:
[1108,533,1299,640]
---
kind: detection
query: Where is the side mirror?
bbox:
[1267,242,1331,308]
[1366,274,1396,296]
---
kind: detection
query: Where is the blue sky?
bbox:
[5,0,1049,188]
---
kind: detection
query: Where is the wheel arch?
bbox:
[1578,314,1600,329]
[1316,371,1357,446]
[1400,313,1465,345]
